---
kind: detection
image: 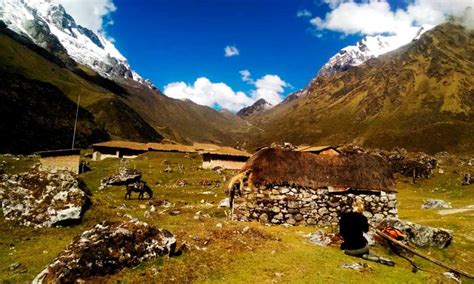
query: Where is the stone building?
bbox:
[229,147,397,226]
[201,147,251,170]
[92,141,148,161]
[37,149,81,174]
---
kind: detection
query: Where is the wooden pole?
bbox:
[376,230,474,279]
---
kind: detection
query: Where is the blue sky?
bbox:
[106,0,360,95]
[56,0,472,111]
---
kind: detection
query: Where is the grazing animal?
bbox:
[125,181,153,200]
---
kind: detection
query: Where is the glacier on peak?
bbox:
[0,0,153,87]
[317,25,433,77]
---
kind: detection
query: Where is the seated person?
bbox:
[339,198,395,266]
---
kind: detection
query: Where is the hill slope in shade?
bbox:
[246,23,474,154]
[0,71,109,153]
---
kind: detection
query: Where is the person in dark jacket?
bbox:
[339,198,395,266]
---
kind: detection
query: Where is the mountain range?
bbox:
[0,0,472,154]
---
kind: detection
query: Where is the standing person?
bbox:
[339,198,395,266]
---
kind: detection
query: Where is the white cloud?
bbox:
[297,9,312,18]
[163,78,253,112]
[224,45,240,57]
[311,0,474,36]
[51,0,116,32]
[239,69,253,83]
[163,73,289,112]
[251,75,288,105]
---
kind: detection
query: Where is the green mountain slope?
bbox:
[246,23,474,154]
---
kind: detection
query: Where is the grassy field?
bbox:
[0,152,472,283]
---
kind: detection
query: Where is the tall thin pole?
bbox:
[72,93,80,149]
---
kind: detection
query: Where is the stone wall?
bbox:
[231,185,397,226]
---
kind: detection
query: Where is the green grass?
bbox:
[0,152,473,283]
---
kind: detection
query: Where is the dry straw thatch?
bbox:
[241,148,396,193]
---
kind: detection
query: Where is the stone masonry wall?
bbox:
[231,185,397,226]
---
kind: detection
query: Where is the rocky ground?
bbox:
[0,151,473,283]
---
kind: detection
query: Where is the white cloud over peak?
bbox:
[297,9,312,18]
[224,45,240,57]
[163,78,253,112]
[163,73,289,112]
[251,75,288,105]
[51,0,116,32]
[311,0,474,36]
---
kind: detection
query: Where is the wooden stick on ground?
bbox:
[376,230,474,279]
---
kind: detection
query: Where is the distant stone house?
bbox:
[201,147,252,170]
[92,141,148,161]
[296,145,341,156]
[37,149,81,174]
[229,147,397,226]
[193,142,221,152]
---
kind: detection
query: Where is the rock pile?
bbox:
[421,199,452,209]
[307,231,341,246]
[0,169,91,228]
[462,173,472,186]
[99,168,142,189]
[380,218,452,248]
[33,219,178,283]
[232,186,397,226]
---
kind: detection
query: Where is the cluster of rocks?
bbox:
[380,218,452,248]
[339,145,438,179]
[421,199,452,209]
[99,168,142,189]
[0,169,91,228]
[232,186,397,226]
[33,219,178,283]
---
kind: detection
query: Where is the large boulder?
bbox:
[99,167,142,189]
[0,170,91,228]
[380,219,452,249]
[33,219,177,283]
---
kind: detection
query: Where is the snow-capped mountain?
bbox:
[317,26,431,77]
[237,98,273,118]
[0,0,152,87]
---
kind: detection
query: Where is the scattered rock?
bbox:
[307,231,341,246]
[218,198,230,208]
[442,271,461,283]
[164,167,172,173]
[169,210,181,216]
[213,166,225,175]
[380,219,452,248]
[99,168,142,189]
[339,262,370,272]
[0,169,91,228]
[421,199,452,209]
[177,180,187,187]
[462,173,472,186]
[216,223,223,228]
[32,220,178,283]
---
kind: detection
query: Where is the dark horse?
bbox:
[125,181,153,199]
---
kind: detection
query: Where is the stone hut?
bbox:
[229,147,397,226]
[201,147,252,170]
[92,141,148,161]
[37,149,81,174]
[296,145,341,156]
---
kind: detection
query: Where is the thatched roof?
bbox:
[37,149,81,158]
[147,143,196,153]
[92,141,148,151]
[201,147,251,157]
[296,145,341,154]
[241,148,396,193]
[193,142,220,151]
